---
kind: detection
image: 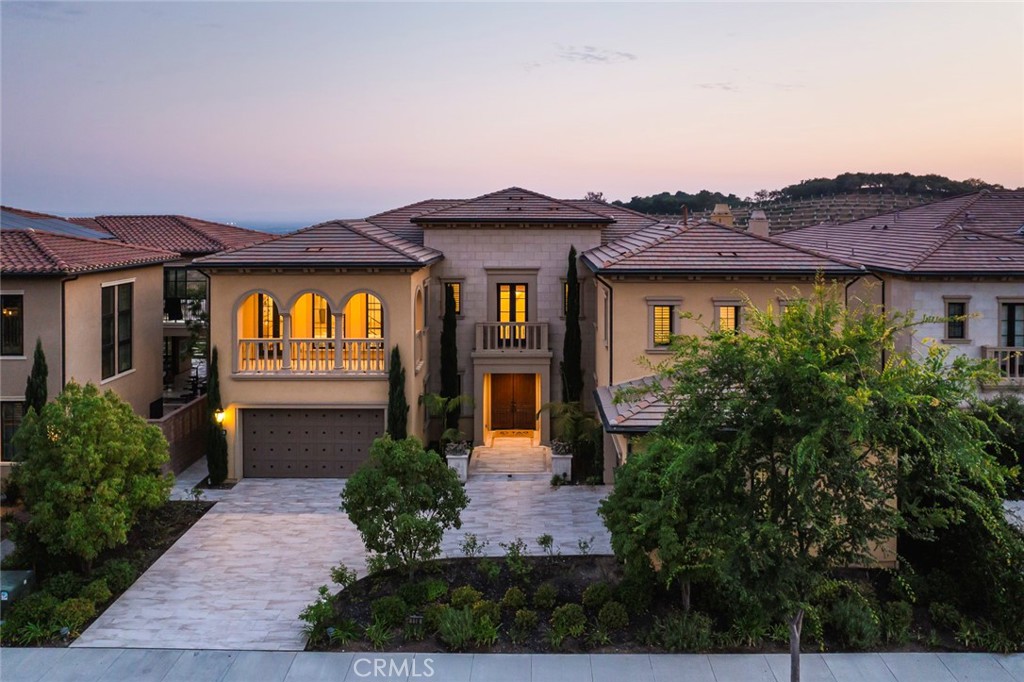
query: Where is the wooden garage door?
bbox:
[242,409,384,478]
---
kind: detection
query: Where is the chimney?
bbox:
[710,203,735,227]
[748,209,770,237]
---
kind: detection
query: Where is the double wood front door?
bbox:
[490,373,537,430]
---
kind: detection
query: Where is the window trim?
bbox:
[560,278,585,320]
[1,291,25,358]
[646,297,682,353]
[713,298,743,333]
[942,295,971,344]
[101,278,135,381]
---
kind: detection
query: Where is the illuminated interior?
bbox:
[344,293,383,338]
[238,292,282,338]
[292,293,333,338]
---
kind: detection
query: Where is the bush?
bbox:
[80,579,112,605]
[397,581,428,607]
[45,572,85,600]
[450,586,482,609]
[340,436,469,576]
[501,587,527,612]
[423,603,450,632]
[437,606,476,651]
[472,599,500,626]
[971,396,1024,498]
[598,601,629,632]
[96,559,139,593]
[533,582,558,610]
[653,611,715,652]
[880,601,913,645]
[330,563,357,589]
[53,598,96,632]
[615,571,654,615]
[364,617,394,650]
[13,382,172,571]
[478,559,501,584]
[2,591,60,639]
[511,608,538,644]
[423,578,448,603]
[371,596,409,629]
[550,603,587,638]
[473,612,499,647]
[582,582,612,611]
[929,601,963,631]
[500,537,531,583]
[299,586,336,646]
[827,594,880,650]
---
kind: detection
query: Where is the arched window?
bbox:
[238,292,282,338]
[344,292,383,339]
[292,293,333,339]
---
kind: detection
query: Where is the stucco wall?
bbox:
[0,277,64,403]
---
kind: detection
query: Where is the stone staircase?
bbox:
[469,437,552,481]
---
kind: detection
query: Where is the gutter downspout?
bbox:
[594,272,614,385]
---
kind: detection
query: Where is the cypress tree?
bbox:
[206,346,229,485]
[561,246,583,403]
[24,338,48,414]
[387,345,408,440]
[440,284,460,431]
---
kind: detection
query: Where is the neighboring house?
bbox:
[67,215,270,391]
[0,208,177,475]
[775,190,1024,393]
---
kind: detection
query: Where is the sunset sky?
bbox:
[2,1,1022,227]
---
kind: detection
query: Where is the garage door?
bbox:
[242,408,384,478]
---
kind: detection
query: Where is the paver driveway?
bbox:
[74,468,611,651]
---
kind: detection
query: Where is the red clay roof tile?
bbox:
[1,229,177,276]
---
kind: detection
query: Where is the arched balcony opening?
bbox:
[341,292,386,373]
[237,292,284,372]
[290,292,334,372]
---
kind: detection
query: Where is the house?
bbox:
[66,215,270,392]
[0,208,178,474]
[775,189,1024,392]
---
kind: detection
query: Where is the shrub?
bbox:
[80,579,112,605]
[971,396,1024,498]
[615,571,654,615]
[582,582,612,611]
[45,572,85,600]
[53,598,96,632]
[450,586,482,609]
[2,591,60,638]
[340,436,469,577]
[478,559,501,584]
[459,533,489,558]
[423,578,448,603]
[597,601,629,632]
[511,608,538,644]
[929,601,963,631]
[364,617,394,650]
[472,599,500,625]
[724,610,771,648]
[437,606,476,651]
[330,563,357,589]
[500,537,531,583]
[533,582,558,610]
[328,619,360,646]
[96,559,139,593]
[536,534,556,557]
[881,601,913,645]
[371,596,409,630]
[13,382,172,571]
[473,613,499,647]
[653,611,715,652]
[828,594,880,650]
[397,582,428,607]
[423,603,450,632]
[501,586,527,612]
[299,586,336,646]
[550,603,586,638]
[14,622,55,646]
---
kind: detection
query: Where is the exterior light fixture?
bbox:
[214,409,226,425]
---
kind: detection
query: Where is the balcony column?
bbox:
[281,313,292,370]
[333,314,344,370]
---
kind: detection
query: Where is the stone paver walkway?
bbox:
[1,649,1021,682]
[74,465,610,650]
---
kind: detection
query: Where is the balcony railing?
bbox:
[237,338,385,375]
[983,346,1024,386]
[475,322,549,353]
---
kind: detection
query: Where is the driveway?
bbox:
[74,466,611,651]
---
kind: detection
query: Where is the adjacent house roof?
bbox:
[413,187,615,225]
[594,376,669,434]
[193,219,442,269]
[1,206,114,240]
[582,220,862,275]
[774,190,1024,275]
[1,229,177,276]
[67,215,271,255]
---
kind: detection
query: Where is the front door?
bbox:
[490,373,537,430]
[498,283,528,347]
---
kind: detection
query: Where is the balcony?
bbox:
[237,338,386,376]
[982,346,1024,388]
[475,322,550,355]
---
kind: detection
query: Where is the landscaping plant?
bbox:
[386,346,408,440]
[24,338,48,415]
[206,347,229,485]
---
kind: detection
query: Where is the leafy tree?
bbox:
[440,285,459,432]
[387,346,408,440]
[584,191,605,202]
[12,381,172,572]
[561,246,583,403]
[601,281,1013,680]
[24,338,48,415]
[340,435,469,577]
[206,346,229,485]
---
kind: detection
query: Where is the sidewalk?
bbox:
[0,649,1020,682]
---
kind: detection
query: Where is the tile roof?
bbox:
[193,219,443,269]
[774,190,1024,274]
[413,187,614,225]
[565,200,660,243]
[582,220,861,275]
[364,199,461,244]
[1,229,177,276]
[594,376,669,434]
[67,215,271,255]
[1,206,114,240]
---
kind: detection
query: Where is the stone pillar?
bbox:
[281,314,292,370]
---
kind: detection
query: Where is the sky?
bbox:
[2,1,1022,228]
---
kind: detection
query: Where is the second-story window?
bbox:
[1,294,24,356]
[717,304,741,332]
[944,299,968,341]
[102,282,133,379]
[444,282,462,315]
[652,305,674,346]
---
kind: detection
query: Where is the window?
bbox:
[717,304,741,332]
[652,305,674,346]
[944,298,969,341]
[102,282,133,379]
[1,401,24,461]
[603,290,610,347]
[498,283,527,346]
[561,279,583,318]
[1,294,24,356]
[343,292,384,339]
[1001,302,1024,347]
[444,282,462,315]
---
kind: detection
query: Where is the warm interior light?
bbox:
[214,409,226,424]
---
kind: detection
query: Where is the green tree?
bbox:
[340,435,469,577]
[440,284,459,432]
[387,346,408,440]
[206,346,229,485]
[600,281,1013,679]
[12,381,172,572]
[24,338,48,415]
[561,246,583,403]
